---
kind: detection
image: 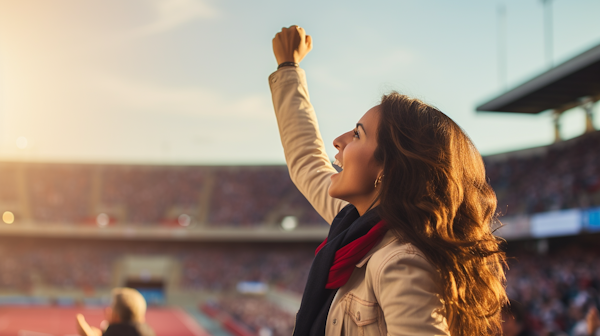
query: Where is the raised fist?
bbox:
[272,25,313,65]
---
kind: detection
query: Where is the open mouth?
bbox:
[333,158,344,170]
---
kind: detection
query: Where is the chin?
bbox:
[328,183,341,199]
[328,184,348,201]
[328,185,337,198]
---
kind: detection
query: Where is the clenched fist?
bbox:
[272,25,313,65]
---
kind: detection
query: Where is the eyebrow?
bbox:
[356,123,367,136]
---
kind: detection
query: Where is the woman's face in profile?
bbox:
[329,106,383,211]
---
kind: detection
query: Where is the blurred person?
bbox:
[76,288,155,336]
[270,26,507,336]
[587,307,600,336]
[573,306,600,336]
[502,300,534,336]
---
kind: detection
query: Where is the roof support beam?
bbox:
[552,110,562,143]
[581,97,597,134]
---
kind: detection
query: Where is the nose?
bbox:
[333,130,353,151]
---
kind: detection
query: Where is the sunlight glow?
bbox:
[281,216,298,231]
[16,137,28,149]
[96,213,109,227]
[178,214,191,227]
[2,211,14,224]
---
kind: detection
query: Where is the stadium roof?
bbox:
[476,43,600,113]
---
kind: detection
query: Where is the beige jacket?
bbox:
[269,67,449,336]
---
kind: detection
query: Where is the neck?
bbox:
[354,198,380,216]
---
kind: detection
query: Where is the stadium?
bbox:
[0,2,599,336]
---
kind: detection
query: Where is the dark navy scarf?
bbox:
[292,204,382,336]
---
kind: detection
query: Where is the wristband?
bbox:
[277,62,299,69]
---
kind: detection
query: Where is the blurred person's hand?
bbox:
[76,314,102,336]
[272,25,312,65]
[587,307,600,335]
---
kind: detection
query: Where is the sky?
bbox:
[0,0,599,165]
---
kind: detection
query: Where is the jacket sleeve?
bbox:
[374,251,449,336]
[268,67,348,224]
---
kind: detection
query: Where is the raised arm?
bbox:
[269,26,347,224]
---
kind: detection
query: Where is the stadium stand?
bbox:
[207,168,290,226]
[209,297,295,336]
[3,131,596,230]
[180,247,311,293]
[101,165,207,225]
[0,163,327,228]
[505,237,600,335]
[0,237,314,295]
[3,235,600,335]
[486,130,600,216]
[27,164,93,224]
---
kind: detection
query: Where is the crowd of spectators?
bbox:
[101,166,206,224]
[2,235,600,336]
[27,164,93,223]
[506,244,600,335]
[0,238,315,295]
[0,238,113,289]
[485,131,600,216]
[180,246,313,293]
[214,297,295,336]
[2,130,599,225]
[207,168,293,226]
[0,163,327,227]
[0,164,19,204]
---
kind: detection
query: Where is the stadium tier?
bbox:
[0,163,329,241]
[1,131,598,241]
[0,237,314,295]
[1,235,599,336]
[485,130,600,239]
[486,130,600,215]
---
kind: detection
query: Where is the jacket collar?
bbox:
[355,230,398,268]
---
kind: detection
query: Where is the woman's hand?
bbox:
[272,25,312,65]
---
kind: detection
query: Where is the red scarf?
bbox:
[315,220,387,289]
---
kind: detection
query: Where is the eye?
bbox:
[353,129,360,139]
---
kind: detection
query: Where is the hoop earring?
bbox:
[374,175,384,188]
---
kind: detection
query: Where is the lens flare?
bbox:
[281,216,298,231]
[178,214,191,227]
[16,137,28,149]
[3,211,15,224]
[96,213,109,227]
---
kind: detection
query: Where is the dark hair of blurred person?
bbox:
[76,288,155,336]
[501,300,533,336]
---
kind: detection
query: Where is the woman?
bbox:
[269,26,507,336]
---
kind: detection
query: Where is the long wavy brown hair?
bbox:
[374,92,507,335]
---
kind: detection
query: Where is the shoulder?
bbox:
[366,233,440,294]
[369,234,436,275]
[136,323,156,336]
[365,233,448,335]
